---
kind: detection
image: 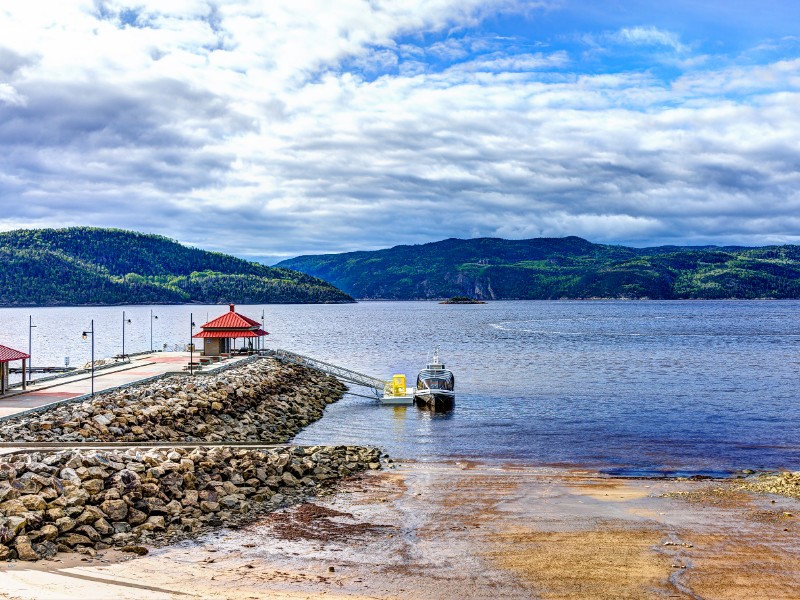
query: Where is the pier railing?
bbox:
[0,351,389,424]
[264,349,388,395]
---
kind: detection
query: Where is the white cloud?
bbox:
[0,83,26,106]
[427,38,472,61]
[612,26,686,52]
[580,25,691,65]
[0,1,799,262]
[451,50,569,72]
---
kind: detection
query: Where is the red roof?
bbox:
[200,304,263,330]
[194,328,269,338]
[0,344,30,363]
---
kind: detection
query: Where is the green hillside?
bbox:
[276,236,800,300]
[0,228,353,306]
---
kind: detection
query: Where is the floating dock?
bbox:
[381,389,415,405]
[381,374,415,405]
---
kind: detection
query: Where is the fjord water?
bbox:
[1,301,798,475]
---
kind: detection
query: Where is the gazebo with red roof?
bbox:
[193,304,268,356]
[0,344,30,395]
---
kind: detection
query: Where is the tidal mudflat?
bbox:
[3,461,798,599]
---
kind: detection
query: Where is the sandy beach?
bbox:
[2,460,798,599]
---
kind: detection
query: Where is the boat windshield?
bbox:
[417,375,454,391]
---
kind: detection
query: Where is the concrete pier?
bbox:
[0,351,253,419]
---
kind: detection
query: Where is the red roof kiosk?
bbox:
[0,344,30,395]
[193,304,268,356]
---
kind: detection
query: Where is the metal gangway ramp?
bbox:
[265,349,388,398]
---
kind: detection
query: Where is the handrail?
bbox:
[0,356,261,424]
[265,349,387,397]
[0,352,389,426]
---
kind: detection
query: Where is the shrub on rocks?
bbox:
[0,445,381,561]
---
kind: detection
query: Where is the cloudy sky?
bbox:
[1,1,799,263]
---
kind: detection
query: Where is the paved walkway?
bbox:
[0,352,252,418]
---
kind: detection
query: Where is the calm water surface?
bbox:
[1,301,799,475]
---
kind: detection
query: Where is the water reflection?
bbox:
[416,404,455,418]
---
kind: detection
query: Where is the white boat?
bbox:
[414,348,455,409]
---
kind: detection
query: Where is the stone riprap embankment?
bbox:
[0,445,381,561]
[0,358,346,443]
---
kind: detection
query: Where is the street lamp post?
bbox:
[122,311,131,360]
[82,320,95,396]
[261,310,265,352]
[150,310,158,352]
[190,313,196,375]
[28,315,36,377]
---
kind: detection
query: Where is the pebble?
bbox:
[737,472,800,500]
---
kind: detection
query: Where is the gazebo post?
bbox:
[0,345,32,396]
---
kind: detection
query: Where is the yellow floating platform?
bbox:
[381,374,415,405]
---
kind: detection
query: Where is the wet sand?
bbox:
[2,461,799,599]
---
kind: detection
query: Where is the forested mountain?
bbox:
[0,228,353,306]
[277,236,800,300]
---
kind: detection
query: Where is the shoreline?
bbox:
[3,459,798,599]
[0,299,357,309]
[2,355,799,596]
[2,298,797,310]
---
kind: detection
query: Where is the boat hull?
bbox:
[414,389,455,410]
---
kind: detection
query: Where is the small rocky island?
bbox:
[439,296,486,304]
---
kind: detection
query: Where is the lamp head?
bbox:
[82,332,88,340]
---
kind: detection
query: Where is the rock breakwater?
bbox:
[0,358,346,443]
[0,445,381,561]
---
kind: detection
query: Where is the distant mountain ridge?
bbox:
[0,227,353,306]
[276,236,800,300]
